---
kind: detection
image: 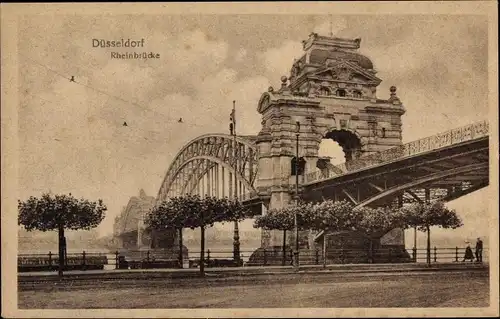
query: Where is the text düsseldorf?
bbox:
[92,38,145,48]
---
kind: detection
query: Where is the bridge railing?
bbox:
[304,120,489,184]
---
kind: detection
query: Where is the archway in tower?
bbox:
[318,130,363,170]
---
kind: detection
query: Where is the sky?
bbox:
[17,14,491,247]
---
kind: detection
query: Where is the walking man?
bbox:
[475,237,483,262]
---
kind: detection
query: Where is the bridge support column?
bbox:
[137,226,143,249]
[260,203,272,248]
[258,190,311,251]
[380,228,405,247]
[380,199,406,255]
[267,191,292,248]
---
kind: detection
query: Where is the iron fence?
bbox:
[116,246,490,268]
[18,246,489,272]
[17,251,113,272]
[409,247,489,263]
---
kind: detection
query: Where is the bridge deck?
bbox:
[302,136,488,206]
[242,136,488,210]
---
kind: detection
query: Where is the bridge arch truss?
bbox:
[157,134,259,203]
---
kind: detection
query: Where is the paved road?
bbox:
[18,262,488,285]
[19,270,489,308]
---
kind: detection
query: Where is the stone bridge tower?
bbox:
[255,33,405,248]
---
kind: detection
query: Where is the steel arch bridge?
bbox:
[120,119,490,258]
[156,133,259,204]
[136,119,489,254]
[156,121,490,212]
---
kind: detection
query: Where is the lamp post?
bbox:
[230,100,240,263]
[294,121,300,272]
[425,188,430,265]
[413,226,417,262]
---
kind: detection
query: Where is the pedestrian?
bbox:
[463,242,474,262]
[475,237,483,262]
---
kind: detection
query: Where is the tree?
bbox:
[145,194,249,275]
[398,201,463,265]
[308,200,360,267]
[18,193,106,277]
[253,202,312,265]
[145,198,187,268]
[354,206,402,263]
[308,200,360,232]
[197,195,248,273]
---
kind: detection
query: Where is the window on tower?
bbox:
[353,90,362,98]
[336,89,346,97]
[291,157,306,176]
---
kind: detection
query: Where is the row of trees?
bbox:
[17,192,462,277]
[144,194,249,274]
[145,195,462,270]
[17,192,249,277]
[254,200,463,266]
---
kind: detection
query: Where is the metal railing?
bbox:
[18,246,489,272]
[409,247,489,263]
[18,251,113,271]
[185,249,254,268]
[304,120,489,184]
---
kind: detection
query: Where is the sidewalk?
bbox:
[18,261,488,282]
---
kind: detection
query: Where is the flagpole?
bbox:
[231,100,241,264]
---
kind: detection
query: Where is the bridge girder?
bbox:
[302,137,489,208]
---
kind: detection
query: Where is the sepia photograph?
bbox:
[1,2,498,318]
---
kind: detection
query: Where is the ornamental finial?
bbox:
[281,76,288,88]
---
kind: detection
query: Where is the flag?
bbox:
[230,109,235,123]
[229,102,236,135]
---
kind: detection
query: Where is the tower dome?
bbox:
[308,48,374,70]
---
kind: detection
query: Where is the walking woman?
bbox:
[463,242,474,262]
